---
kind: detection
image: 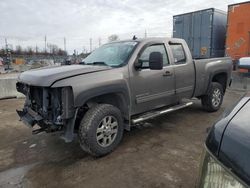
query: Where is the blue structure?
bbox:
[173,8,227,59]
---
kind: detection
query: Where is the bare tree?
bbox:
[47,43,59,54]
[108,34,119,42]
[0,44,67,56]
[15,45,23,55]
[0,49,5,56]
[58,48,67,56]
[26,46,34,55]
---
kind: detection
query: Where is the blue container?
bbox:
[173,8,227,59]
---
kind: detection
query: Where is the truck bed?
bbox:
[193,57,232,97]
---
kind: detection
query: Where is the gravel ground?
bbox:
[0,89,245,188]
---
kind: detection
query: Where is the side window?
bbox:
[169,44,186,64]
[139,44,169,68]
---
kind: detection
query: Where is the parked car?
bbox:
[238,57,250,75]
[198,93,250,187]
[61,57,72,65]
[16,38,232,156]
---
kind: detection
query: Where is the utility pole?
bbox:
[98,38,101,47]
[64,37,66,52]
[4,38,10,69]
[44,35,47,53]
[89,38,92,52]
[82,46,86,54]
[5,38,8,53]
[144,29,147,38]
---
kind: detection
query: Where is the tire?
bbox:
[78,104,124,157]
[201,82,224,112]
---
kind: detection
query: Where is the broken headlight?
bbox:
[198,149,246,188]
[16,82,29,95]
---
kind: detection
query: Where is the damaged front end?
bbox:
[16,82,77,142]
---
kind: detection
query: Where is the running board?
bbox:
[132,102,193,124]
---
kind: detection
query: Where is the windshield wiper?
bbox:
[86,62,109,66]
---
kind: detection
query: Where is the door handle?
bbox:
[163,71,173,77]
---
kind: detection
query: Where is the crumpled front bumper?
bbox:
[16,108,43,128]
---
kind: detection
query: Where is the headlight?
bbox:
[16,82,29,95]
[198,149,246,188]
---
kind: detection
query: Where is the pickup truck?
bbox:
[16,38,232,156]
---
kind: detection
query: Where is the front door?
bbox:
[129,43,176,115]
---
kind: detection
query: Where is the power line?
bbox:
[5,38,8,51]
[64,37,66,52]
[44,35,47,53]
[98,38,101,47]
[89,38,92,52]
[0,31,172,54]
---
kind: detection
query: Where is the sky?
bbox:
[0,0,245,54]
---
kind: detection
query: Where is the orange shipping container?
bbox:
[226,1,250,61]
[14,58,25,65]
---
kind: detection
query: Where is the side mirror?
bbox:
[149,52,163,70]
[134,59,142,69]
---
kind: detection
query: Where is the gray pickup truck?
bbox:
[16,38,232,156]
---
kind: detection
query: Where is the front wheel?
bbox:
[201,82,224,112]
[78,104,124,157]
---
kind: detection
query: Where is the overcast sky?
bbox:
[0,0,244,54]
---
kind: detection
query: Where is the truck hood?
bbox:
[18,65,111,87]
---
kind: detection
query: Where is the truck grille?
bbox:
[17,82,62,124]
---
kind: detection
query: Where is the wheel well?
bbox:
[74,93,129,131]
[88,93,128,117]
[212,72,227,92]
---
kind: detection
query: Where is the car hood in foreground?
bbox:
[18,65,111,87]
[206,94,250,185]
[219,98,250,185]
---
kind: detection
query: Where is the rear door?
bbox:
[169,42,195,99]
[129,43,176,115]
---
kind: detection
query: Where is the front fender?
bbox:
[74,83,130,108]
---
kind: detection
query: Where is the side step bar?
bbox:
[132,102,193,124]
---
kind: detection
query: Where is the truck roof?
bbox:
[110,37,185,44]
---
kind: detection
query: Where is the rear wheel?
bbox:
[201,82,224,112]
[78,104,124,157]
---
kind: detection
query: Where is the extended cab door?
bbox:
[129,43,176,115]
[169,41,195,99]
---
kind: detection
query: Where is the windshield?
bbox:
[83,41,138,67]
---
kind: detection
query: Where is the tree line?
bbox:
[0,34,120,57]
[0,43,67,56]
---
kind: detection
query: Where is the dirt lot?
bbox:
[0,90,245,188]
